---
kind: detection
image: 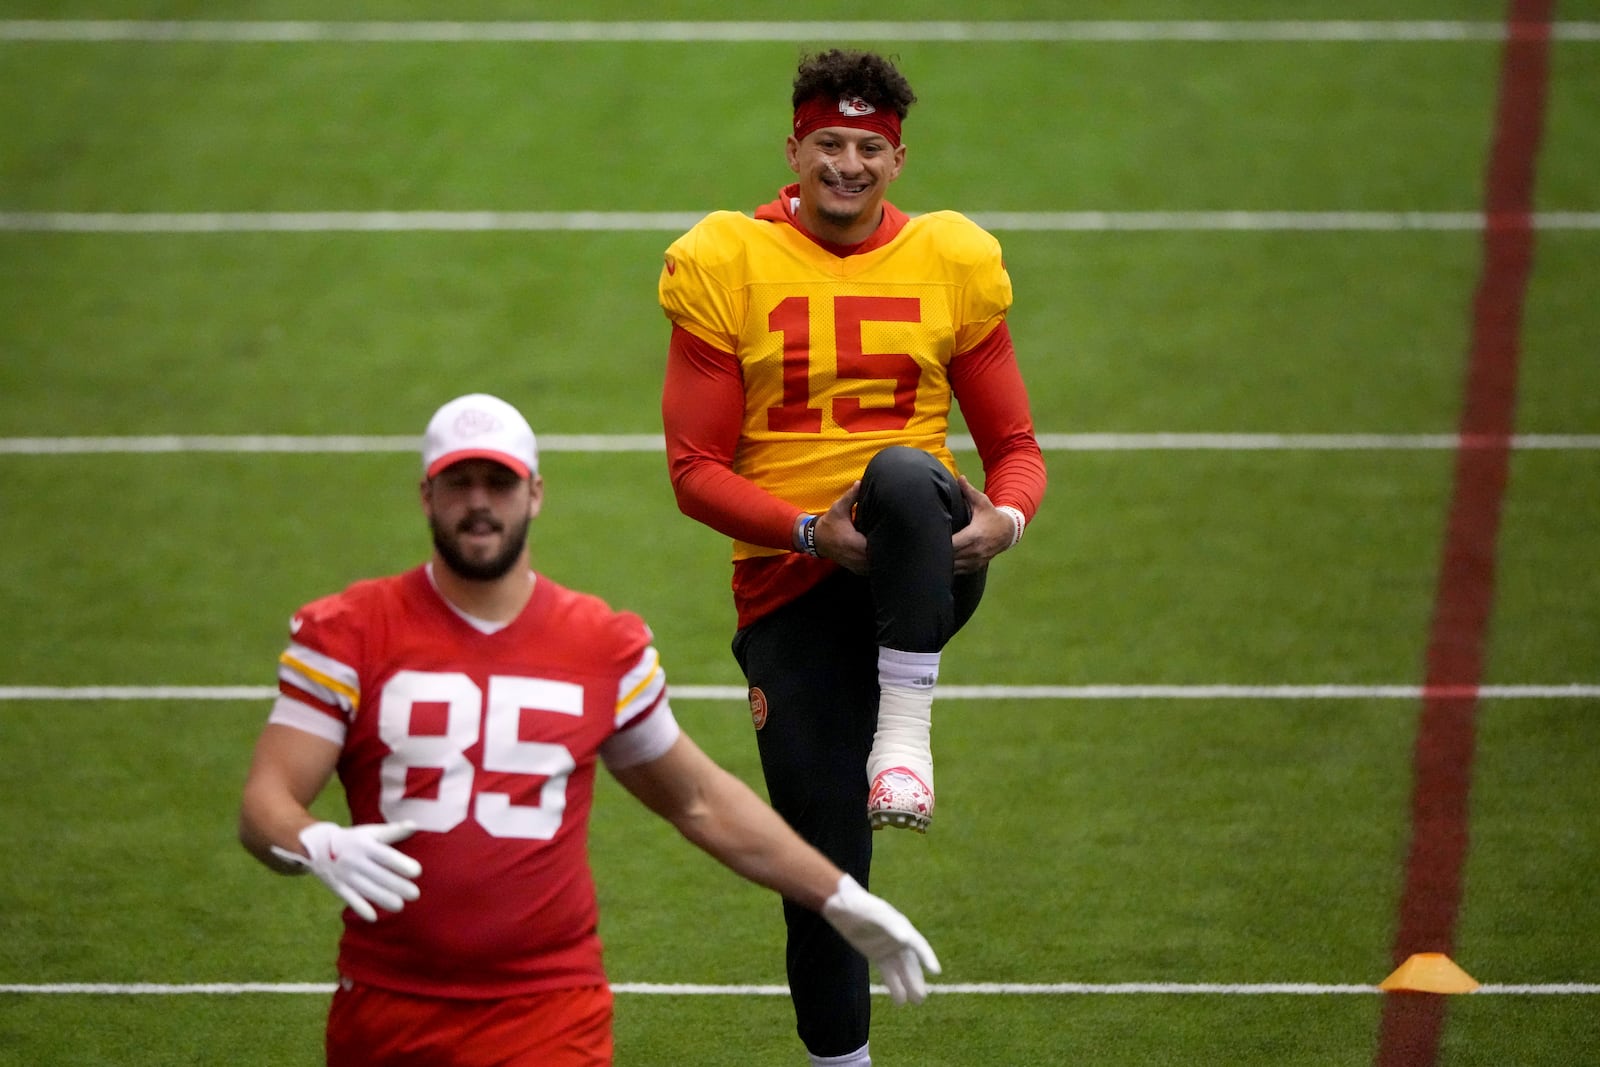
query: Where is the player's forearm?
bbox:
[618,735,840,909]
[668,458,802,549]
[952,322,1047,521]
[238,725,339,873]
[663,326,804,547]
[675,768,841,912]
[978,441,1047,523]
[238,786,318,874]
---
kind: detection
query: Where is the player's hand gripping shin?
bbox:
[822,874,942,1004]
[271,821,422,922]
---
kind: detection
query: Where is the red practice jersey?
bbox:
[269,565,679,998]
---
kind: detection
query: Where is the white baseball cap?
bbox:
[422,393,538,479]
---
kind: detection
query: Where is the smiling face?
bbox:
[786,125,906,245]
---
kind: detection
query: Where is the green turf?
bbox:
[1542,40,1600,210]
[0,38,1506,212]
[0,229,1494,437]
[1487,453,1600,682]
[998,230,1485,433]
[953,450,1455,684]
[3,1,1580,18]
[1517,234,1600,432]
[0,232,676,435]
[1,7,1596,1066]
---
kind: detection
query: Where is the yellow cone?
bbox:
[1379,953,1481,994]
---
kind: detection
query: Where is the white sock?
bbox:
[809,1043,871,1066]
[868,648,938,788]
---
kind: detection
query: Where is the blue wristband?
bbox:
[798,514,820,557]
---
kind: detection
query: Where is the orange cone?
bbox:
[1379,953,1481,993]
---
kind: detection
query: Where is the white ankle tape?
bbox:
[869,684,933,786]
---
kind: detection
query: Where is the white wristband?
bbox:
[997,505,1026,548]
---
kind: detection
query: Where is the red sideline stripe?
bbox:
[1375,2,1553,1065]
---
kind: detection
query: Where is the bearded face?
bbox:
[423,460,537,581]
[430,506,530,581]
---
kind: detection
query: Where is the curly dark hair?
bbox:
[791,49,917,119]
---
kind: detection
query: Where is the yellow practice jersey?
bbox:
[660,208,1012,559]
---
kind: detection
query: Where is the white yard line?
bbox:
[2,211,1599,233]
[2,980,1595,995]
[0,211,710,233]
[3,434,1599,456]
[2,684,1596,702]
[1,20,1598,43]
[0,434,659,455]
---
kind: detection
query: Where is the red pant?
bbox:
[326,978,613,1066]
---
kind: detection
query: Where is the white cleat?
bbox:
[868,766,934,833]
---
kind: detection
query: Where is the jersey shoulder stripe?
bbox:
[275,571,413,716]
[615,645,666,729]
[278,640,360,712]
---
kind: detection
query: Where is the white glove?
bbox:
[821,874,942,1005]
[270,821,422,922]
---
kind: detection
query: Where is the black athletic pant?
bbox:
[732,447,986,1057]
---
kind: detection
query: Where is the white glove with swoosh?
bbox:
[271,821,422,922]
[822,874,942,1004]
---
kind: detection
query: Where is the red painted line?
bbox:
[1375,2,1553,1064]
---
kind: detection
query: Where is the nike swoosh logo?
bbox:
[290,616,304,634]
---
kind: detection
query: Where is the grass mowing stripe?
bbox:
[4,212,1600,233]
[5,982,1597,996]
[1378,4,1553,1065]
[1,20,1598,42]
[4,434,1600,455]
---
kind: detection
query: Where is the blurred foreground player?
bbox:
[239,393,939,1067]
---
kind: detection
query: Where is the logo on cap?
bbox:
[838,97,877,117]
[452,407,503,439]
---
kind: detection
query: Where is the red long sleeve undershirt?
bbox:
[662,320,1047,550]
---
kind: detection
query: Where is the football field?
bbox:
[1,2,1598,1065]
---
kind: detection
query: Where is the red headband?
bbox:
[793,94,902,146]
